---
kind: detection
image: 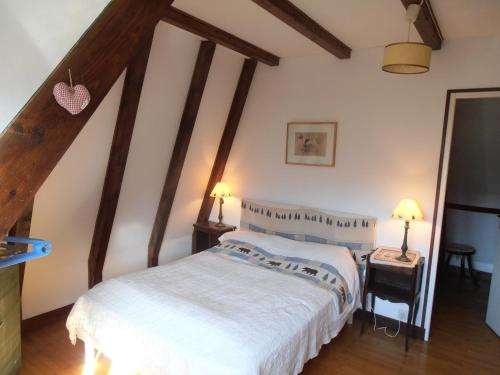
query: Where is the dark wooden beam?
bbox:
[0,0,168,241]
[197,59,258,223]
[162,6,279,67]
[250,0,351,59]
[88,31,155,288]
[401,0,443,50]
[8,200,34,294]
[148,41,216,268]
[445,202,500,216]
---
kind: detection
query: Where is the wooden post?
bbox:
[88,32,155,288]
[0,0,168,240]
[197,59,258,223]
[148,41,216,268]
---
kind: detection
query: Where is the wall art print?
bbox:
[286,122,337,166]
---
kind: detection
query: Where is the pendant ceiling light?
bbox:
[382,2,432,74]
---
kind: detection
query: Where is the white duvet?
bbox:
[67,231,360,375]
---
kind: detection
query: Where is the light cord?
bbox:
[372,309,401,338]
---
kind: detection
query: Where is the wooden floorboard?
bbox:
[19,274,500,374]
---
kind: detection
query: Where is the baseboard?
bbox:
[445,265,492,281]
[447,258,493,274]
[21,304,73,334]
[354,309,426,340]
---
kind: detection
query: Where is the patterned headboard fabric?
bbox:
[240,199,377,271]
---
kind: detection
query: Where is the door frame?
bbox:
[422,87,500,340]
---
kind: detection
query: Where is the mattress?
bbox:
[67,231,360,375]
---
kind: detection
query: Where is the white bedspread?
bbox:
[67,232,360,375]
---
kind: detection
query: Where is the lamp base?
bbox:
[215,197,224,227]
[396,220,412,262]
[395,253,412,263]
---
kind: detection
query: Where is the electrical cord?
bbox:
[372,308,401,338]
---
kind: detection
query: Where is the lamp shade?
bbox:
[392,199,424,221]
[382,42,432,74]
[210,182,231,198]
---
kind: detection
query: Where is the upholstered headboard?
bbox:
[240,199,377,252]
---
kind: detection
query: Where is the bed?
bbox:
[67,200,376,375]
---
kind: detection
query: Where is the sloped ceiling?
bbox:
[173,0,500,57]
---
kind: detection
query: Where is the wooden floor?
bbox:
[19,272,499,375]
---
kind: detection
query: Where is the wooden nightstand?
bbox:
[192,221,236,254]
[360,252,425,351]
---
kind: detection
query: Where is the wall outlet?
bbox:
[398,309,407,321]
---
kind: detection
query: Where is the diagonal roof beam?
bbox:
[401,0,443,50]
[251,0,351,59]
[0,0,167,240]
[88,31,155,288]
[162,6,280,66]
[148,41,216,268]
[197,59,258,223]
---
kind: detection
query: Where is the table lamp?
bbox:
[210,182,231,227]
[392,199,423,262]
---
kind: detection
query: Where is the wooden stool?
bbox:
[445,243,479,286]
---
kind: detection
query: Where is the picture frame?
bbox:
[286,122,337,167]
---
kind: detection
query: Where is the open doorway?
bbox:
[425,89,500,342]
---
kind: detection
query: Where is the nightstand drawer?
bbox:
[369,268,412,292]
[192,221,236,254]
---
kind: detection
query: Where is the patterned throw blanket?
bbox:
[209,239,353,314]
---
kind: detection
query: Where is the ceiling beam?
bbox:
[88,31,155,288]
[162,7,279,66]
[197,59,258,223]
[0,0,167,240]
[148,41,216,268]
[401,0,443,50]
[251,0,351,59]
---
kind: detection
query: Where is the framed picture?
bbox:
[286,122,337,167]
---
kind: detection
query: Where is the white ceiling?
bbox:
[172,0,500,58]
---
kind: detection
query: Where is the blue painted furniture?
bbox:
[0,237,52,269]
[0,237,51,374]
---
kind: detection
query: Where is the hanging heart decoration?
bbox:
[53,69,91,115]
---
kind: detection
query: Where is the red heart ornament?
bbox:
[53,82,91,115]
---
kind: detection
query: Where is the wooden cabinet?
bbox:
[192,221,236,254]
[0,265,21,375]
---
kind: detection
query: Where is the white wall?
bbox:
[0,0,112,318]
[446,210,497,273]
[0,0,110,133]
[103,23,243,279]
[24,73,123,317]
[20,21,244,318]
[215,35,500,332]
[5,0,500,334]
[445,98,500,273]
